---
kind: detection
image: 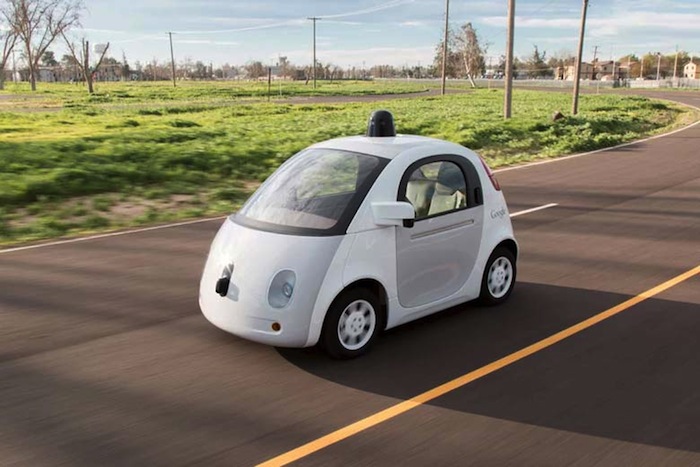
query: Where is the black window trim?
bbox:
[397,154,483,223]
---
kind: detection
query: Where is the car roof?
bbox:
[311,134,468,160]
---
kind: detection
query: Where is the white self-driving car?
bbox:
[200,110,517,358]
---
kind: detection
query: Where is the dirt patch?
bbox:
[110,202,148,219]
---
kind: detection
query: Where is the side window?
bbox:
[404,161,467,219]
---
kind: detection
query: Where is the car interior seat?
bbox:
[428,163,466,215]
[405,169,435,218]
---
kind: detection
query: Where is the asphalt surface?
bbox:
[1,90,699,466]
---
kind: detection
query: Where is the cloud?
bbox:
[320,20,361,26]
[185,17,286,25]
[317,0,416,20]
[481,12,700,36]
[400,21,428,28]
[177,39,239,46]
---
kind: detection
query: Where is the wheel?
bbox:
[479,247,516,306]
[321,288,382,359]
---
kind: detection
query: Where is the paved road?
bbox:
[1,91,699,466]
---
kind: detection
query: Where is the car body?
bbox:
[199,111,517,358]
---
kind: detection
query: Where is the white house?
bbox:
[684,60,699,79]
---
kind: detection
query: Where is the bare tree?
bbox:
[120,50,130,81]
[0,11,18,90]
[432,28,460,79]
[525,45,549,79]
[329,64,343,82]
[2,0,82,90]
[278,55,290,80]
[61,33,109,93]
[244,60,265,79]
[455,22,487,88]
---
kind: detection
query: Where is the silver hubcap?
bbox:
[337,299,376,351]
[487,256,513,299]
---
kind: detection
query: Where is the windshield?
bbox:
[236,148,386,235]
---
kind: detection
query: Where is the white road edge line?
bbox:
[0,216,228,255]
[1,97,697,254]
[510,203,558,218]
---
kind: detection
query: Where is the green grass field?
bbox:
[0,80,696,246]
[0,80,431,109]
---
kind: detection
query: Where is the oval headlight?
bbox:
[268,270,296,309]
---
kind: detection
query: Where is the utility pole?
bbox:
[11,49,17,82]
[655,52,662,81]
[504,0,515,119]
[268,67,272,101]
[440,0,450,95]
[673,45,679,81]
[308,17,320,89]
[572,0,589,115]
[592,45,599,80]
[167,32,177,87]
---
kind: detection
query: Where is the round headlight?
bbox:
[268,270,296,309]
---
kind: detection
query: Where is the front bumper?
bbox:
[198,217,342,348]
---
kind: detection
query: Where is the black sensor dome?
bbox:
[366,110,396,137]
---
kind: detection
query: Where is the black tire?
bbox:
[479,247,516,306]
[321,288,382,359]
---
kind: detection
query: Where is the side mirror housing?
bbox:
[371,201,416,226]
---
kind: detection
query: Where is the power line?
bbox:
[472,0,562,56]
[173,20,304,36]
[168,0,415,35]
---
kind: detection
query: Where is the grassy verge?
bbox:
[0,85,696,246]
[0,80,431,110]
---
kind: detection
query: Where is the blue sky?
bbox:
[75,0,699,68]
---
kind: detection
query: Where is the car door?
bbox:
[396,155,484,308]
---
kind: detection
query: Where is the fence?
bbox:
[466,78,700,90]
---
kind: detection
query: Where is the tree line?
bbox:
[433,22,696,81]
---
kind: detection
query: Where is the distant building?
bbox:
[38,66,59,82]
[684,60,699,79]
[616,60,635,79]
[557,60,621,81]
[94,63,121,82]
[558,62,593,80]
[594,60,618,80]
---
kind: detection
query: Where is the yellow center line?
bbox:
[258,265,700,467]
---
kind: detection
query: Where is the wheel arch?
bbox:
[496,238,518,260]
[334,278,389,332]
